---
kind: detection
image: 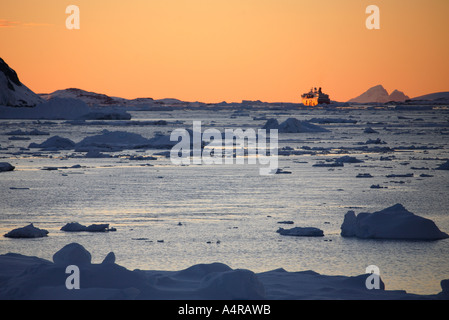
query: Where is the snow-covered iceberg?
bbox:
[4,224,49,238]
[341,204,449,240]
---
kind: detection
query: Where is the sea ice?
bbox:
[340,204,449,240]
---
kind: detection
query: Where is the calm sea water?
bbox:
[1,107,448,295]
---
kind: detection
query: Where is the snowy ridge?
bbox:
[0,58,44,107]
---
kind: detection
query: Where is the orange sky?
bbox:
[1,0,448,103]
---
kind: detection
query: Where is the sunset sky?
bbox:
[1,0,448,103]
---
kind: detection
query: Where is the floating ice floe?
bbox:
[60,222,116,232]
[386,173,413,178]
[84,150,111,158]
[435,160,449,170]
[365,138,387,145]
[313,161,344,167]
[0,162,15,172]
[262,118,329,133]
[8,136,30,141]
[364,127,379,134]
[277,227,324,237]
[75,130,151,152]
[356,173,373,178]
[340,204,449,240]
[146,132,179,149]
[28,136,76,150]
[335,155,364,163]
[308,117,357,124]
[370,184,387,189]
[274,168,292,174]
[4,223,49,238]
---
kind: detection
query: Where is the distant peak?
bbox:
[349,84,409,103]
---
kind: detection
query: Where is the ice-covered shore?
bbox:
[0,243,447,300]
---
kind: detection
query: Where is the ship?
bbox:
[301,87,330,106]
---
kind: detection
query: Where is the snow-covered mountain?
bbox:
[39,88,128,107]
[0,57,44,107]
[348,85,409,103]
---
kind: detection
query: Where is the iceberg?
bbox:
[341,204,449,240]
[4,224,49,238]
[0,162,15,172]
